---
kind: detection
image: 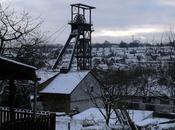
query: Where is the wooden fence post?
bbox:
[9,79,15,123]
[50,113,56,130]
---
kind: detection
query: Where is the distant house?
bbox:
[39,71,102,113]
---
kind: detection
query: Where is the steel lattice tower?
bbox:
[53,4,95,73]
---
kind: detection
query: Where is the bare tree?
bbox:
[157,63,175,99]
[84,69,142,128]
[0,3,43,55]
[156,27,175,100]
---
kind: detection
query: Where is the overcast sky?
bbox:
[1,0,175,44]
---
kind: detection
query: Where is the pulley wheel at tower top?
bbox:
[73,14,86,24]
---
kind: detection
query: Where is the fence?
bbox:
[0,107,56,130]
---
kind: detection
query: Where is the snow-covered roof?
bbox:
[160,123,175,129]
[0,56,37,80]
[40,71,90,94]
[128,110,153,123]
[136,118,169,127]
[73,107,153,123]
[0,56,36,70]
[73,107,106,121]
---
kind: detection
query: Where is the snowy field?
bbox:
[55,108,175,130]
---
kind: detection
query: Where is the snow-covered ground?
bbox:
[55,107,175,130]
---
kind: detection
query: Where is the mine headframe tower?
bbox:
[53,4,95,73]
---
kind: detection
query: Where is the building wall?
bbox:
[121,96,175,113]
[39,72,102,113]
[70,72,102,112]
[40,93,70,113]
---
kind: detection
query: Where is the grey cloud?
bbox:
[3,0,175,43]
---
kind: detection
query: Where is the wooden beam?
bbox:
[9,79,15,121]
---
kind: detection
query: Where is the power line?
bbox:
[50,25,69,44]
[47,24,68,40]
